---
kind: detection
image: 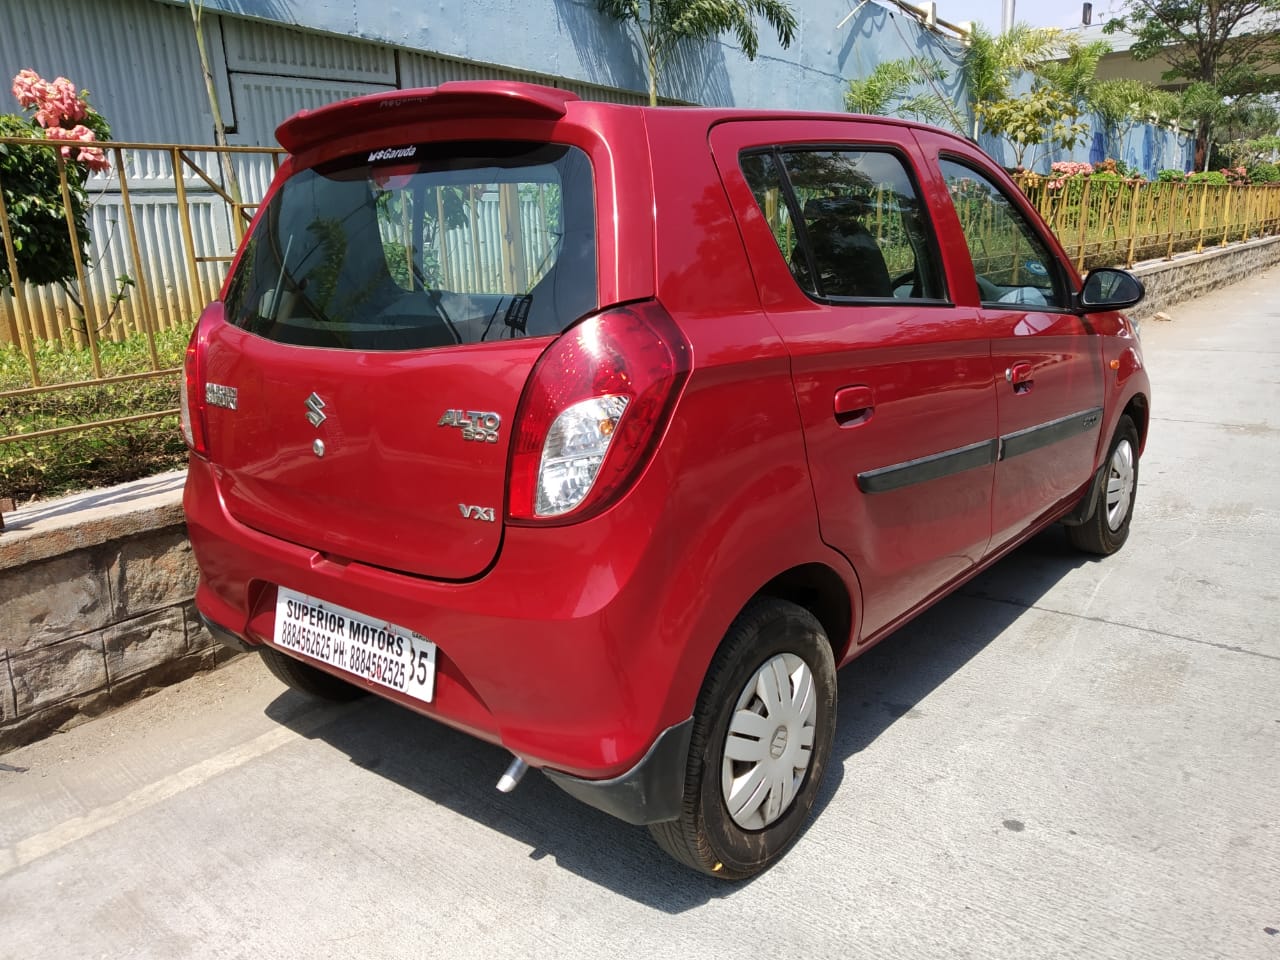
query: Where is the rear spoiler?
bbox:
[275,81,581,154]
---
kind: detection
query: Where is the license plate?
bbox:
[273,587,436,703]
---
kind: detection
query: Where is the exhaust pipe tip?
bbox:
[496,756,529,793]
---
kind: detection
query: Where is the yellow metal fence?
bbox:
[0,137,280,447]
[1014,175,1280,272]
[5,143,1280,453]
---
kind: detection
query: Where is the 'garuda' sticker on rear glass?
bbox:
[368,146,417,162]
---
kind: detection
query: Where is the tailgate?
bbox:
[198,135,600,578]
[203,321,544,579]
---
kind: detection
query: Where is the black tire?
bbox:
[649,598,837,880]
[259,646,367,701]
[1067,414,1140,556]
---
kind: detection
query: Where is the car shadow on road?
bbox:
[265,527,1092,912]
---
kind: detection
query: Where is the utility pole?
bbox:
[1001,0,1015,32]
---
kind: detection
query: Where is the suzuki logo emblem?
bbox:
[305,392,326,428]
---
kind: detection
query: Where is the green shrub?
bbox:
[1249,162,1280,183]
[1156,169,1187,182]
[1088,169,1124,198]
[1113,159,1142,179]
[1187,170,1229,185]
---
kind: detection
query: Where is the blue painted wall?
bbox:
[177,0,1192,175]
[182,0,955,112]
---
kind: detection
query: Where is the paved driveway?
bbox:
[2,270,1278,960]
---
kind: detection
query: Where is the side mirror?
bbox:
[1080,267,1144,311]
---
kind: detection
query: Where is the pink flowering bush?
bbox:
[1046,161,1094,191]
[9,68,108,172]
[1221,166,1249,187]
[1,69,115,293]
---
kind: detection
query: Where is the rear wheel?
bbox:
[1067,414,1139,556]
[260,646,367,701]
[649,598,837,879]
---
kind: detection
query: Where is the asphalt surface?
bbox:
[3,271,1279,959]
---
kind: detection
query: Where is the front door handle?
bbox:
[1006,362,1034,394]
[834,385,875,426]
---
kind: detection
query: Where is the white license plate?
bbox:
[273,587,436,704]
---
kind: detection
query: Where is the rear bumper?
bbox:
[200,594,693,825]
[541,718,692,825]
[184,455,697,787]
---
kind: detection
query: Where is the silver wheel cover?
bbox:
[1105,438,1136,531]
[721,652,817,830]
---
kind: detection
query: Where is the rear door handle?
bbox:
[834,385,875,425]
[1006,362,1034,394]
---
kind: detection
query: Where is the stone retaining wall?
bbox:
[0,473,235,750]
[1128,235,1280,322]
[1,238,1277,751]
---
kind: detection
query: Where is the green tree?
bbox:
[1037,35,1112,108]
[844,57,963,130]
[1105,0,1280,168]
[1089,77,1161,155]
[596,0,798,106]
[1176,80,1231,167]
[1218,97,1280,144]
[962,22,1063,139]
[1224,133,1280,166]
[980,86,1089,168]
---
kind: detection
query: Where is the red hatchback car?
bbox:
[182,82,1150,878]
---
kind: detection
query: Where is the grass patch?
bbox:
[1,327,191,503]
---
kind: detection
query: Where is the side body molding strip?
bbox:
[998,406,1103,462]
[856,439,998,494]
[856,407,1104,495]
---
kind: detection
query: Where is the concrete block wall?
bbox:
[0,473,235,750]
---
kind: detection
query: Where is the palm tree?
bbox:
[1089,78,1158,157]
[596,0,798,106]
[1038,36,1112,109]
[845,57,965,132]
[962,22,1062,140]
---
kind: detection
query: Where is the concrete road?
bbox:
[3,271,1279,960]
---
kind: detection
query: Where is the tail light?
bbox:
[179,320,207,457]
[507,302,691,524]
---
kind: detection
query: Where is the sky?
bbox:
[947,0,1127,32]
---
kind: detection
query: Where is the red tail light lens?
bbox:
[179,321,207,457]
[508,302,691,524]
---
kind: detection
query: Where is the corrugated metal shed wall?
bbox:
[0,0,210,143]
[0,1,648,151]
[219,15,646,153]
[221,16,398,85]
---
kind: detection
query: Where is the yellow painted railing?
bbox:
[0,138,280,452]
[1013,175,1280,271]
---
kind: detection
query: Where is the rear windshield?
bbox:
[223,141,596,350]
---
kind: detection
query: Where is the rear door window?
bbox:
[224,141,596,349]
[739,147,945,302]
